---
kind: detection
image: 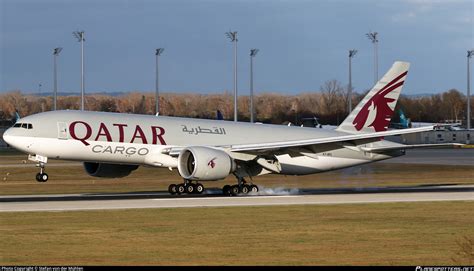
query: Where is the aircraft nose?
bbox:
[3,127,13,146]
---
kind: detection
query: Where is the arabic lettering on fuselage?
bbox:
[181,125,227,135]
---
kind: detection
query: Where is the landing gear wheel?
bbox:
[250,185,259,193]
[186,184,195,194]
[36,173,48,182]
[231,185,240,196]
[195,183,205,194]
[240,185,250,194]
[168,184,177,195]
[223,185,231,196]
[40,173,49,182]
[176,184,185,195]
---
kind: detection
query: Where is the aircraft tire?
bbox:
[241,185,249,194]
[196,183,205,194]
[223,185,231,196]
[250,185,259,193]
[168,184,177,195]
[36,173,48,182]
[176,184,185,194]
[186,184,195,194]
[231,185,240,196]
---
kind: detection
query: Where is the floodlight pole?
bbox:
[348,49,357,113]
[53,47,62,111]
[366,32,378,85]
[250,49,259,123]
[155,48,164,115]
[468,50,474,130]
[226,31,238,122]
[73,31,85,110]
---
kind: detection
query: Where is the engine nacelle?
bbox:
[177,146,236,181]
[83,162,139,178]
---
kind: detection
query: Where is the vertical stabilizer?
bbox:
[336,61,410,134]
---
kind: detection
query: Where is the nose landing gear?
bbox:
[35,162,48,182]
[30,155,49,183]
[36,172,49,182]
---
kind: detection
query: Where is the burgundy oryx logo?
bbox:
[352,71,407,132]
[207,157,217,168]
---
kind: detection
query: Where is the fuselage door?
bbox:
[57,122,68,140]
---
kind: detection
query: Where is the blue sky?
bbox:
[1,0,473,95]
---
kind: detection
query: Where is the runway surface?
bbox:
[1,185,473,212]
[381,148,474,166]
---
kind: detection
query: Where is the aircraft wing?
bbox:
[359,143,464,152]
[229,126,435,152]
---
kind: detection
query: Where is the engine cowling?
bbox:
[177,146,236,181]
[83,162,139,178]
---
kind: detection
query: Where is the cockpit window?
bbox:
[12,123,33,129]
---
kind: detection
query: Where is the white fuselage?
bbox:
[3,110,402,176]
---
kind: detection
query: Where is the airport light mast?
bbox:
[73,31,85,110]
[53,47,62,111]
[226,31,238,122]
[366,31,378,85]
[250,48,259,123]
[155,48,164,115]
[348,49,357,113]
[468,50,474,130]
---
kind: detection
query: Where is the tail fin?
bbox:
[399,109,411,128]
[12,110,20,124]
[399,109,406,122]
[336,61,410,134]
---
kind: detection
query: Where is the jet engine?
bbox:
[177,146,236,181]
[83,162,139,178]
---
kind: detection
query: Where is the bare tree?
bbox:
[442,89,465,122]
[320,80,344,115]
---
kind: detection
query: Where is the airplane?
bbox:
[2,61,460,196]
[389,109,411,129]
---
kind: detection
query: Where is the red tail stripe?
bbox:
[378,71,408,96]
[379,81,405,98]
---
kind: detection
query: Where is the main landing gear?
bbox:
[35,162,48,183]
[223,177,259,196]
[168,179,205,195]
